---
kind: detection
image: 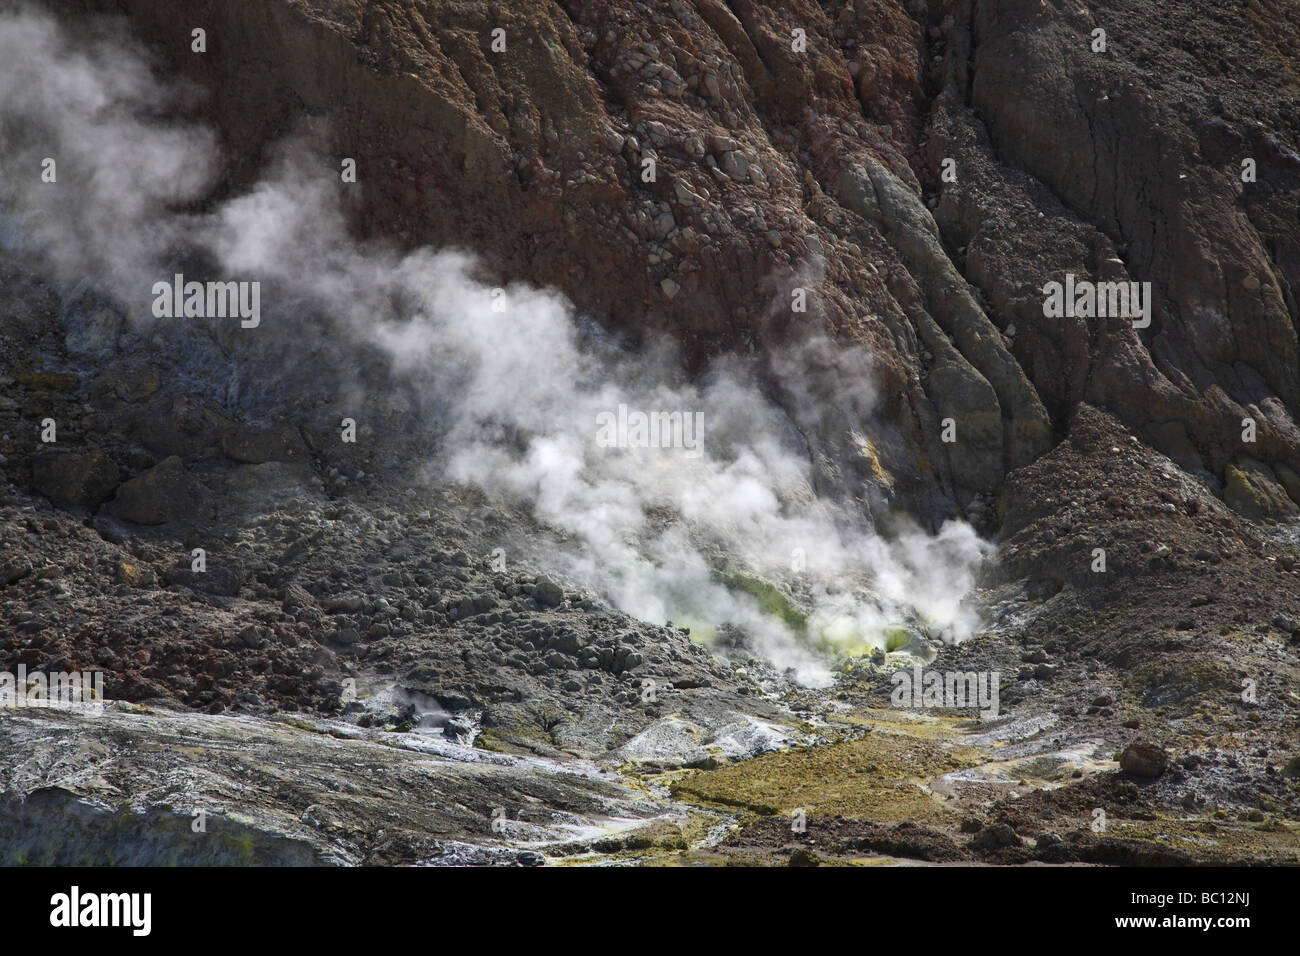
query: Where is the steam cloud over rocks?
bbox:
[0,5,989,686]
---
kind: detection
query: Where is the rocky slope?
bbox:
[58,0,1300,517]
[2,0,1298,865]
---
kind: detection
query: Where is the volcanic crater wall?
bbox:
[61,0,1300,524]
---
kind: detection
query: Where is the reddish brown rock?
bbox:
[1121,743,1169,779]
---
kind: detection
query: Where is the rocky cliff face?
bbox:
[4,0,1300,865]
[61,0,1300,518]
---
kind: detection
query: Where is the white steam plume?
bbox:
[0,5,990,686]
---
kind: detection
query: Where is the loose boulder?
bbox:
[1120,742,1169,778]
[108,455,192,525]
[32,449,119,508]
